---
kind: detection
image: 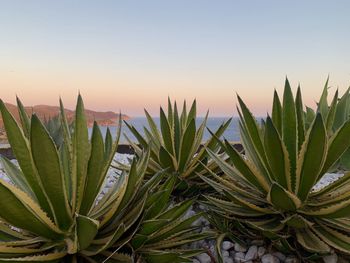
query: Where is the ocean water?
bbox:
[93,117,241,143]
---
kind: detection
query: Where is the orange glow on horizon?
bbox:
[0,69,348,118]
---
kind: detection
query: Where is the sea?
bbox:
[93,117,241,143]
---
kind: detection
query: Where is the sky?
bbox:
[0,0,349,117]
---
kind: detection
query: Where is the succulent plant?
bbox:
[0,96,207,262]
[124,98,231,195]
[0,96,158,262]
[202,79,350,259]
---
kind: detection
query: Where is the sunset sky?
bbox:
[0,1,349,117]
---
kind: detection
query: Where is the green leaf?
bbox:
[237,95,267,167]
[174,102,181,159]
[187,100,197,125]
[145,109,162,147]
[16,97,31,138]
[160,107,174,155]
[264,117,288,188]
[59,141,72,204]
[159,146,175,170]
[317,77,329,118]
[268,183,301,211]
[147,214,202,243]
[124,121,148,148]
[209,144,268,192]
[30,114,72,230]
[76,214,99,250]
[321,120,350,175]
[206,118,232,151]
[167,97,173,127]
[305,107,316,130]
[0,156,33,197]
[180,101,187,130]
[116,155,147,214]
[79,122,105,215]
[0,100,53,219]
[0,179,63,239]
[178,119,196,173]
[297,114,327,201]
[281,214,313,229]
[326,90,338,133]
[144,176,175,219]
[333,88,350,131]
[104,127,113,159]
[313,224,350,253]
[158,199,194,220]
[296,228,330,253]
[0,251,66,262]
[73,94,90,212]
[282,78,297,191]
[295,86,305,151]
[215,233,226,263]
[272,90,282,134]
[340,147,350,170]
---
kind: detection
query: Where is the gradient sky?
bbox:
[0,1,349,117]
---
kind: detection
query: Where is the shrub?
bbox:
[0,96,205,262]
[202,79,350,259]
[125,98,231,196]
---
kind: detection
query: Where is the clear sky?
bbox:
[0,0,349,117]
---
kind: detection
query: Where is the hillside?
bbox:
[0,103,130,129]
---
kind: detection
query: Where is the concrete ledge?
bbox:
[0,143,243,160]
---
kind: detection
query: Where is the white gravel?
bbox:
[312,173,344,191]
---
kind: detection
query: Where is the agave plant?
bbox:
[201,79,350,259]
[0,96,208,262]
[0,95,161,262]
[124,98,231,194]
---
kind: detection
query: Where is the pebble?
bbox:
[234,252,245,263]
[323,254,338,263]
[273,252,287,262]
[222,250,229,257]
[245,245,258,261]
[222,241,235,250]
[196,253,211,263]
[184,209,196,219]
[234,243,247,252]
[209,243,218,258]
[224,257,234,263]
[262,254,280,263]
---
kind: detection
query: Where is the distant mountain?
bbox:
[0,103,130,129]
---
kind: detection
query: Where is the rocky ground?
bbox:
[190,237,342,263]
[0,154,347,263]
